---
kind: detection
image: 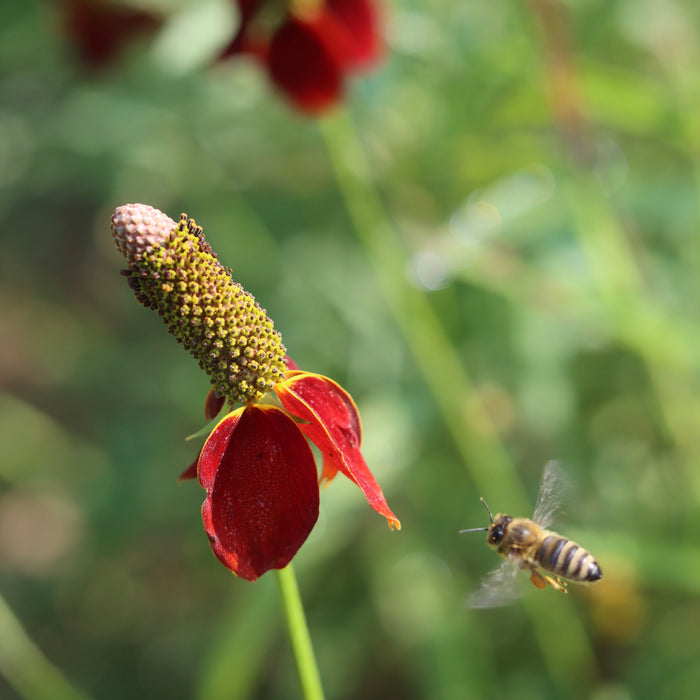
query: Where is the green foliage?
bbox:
[2,1,700,698]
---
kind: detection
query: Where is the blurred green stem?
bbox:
[275,565,324,700]
[319,109,596,690]
[319,111,525,509]
[0,593,91,700]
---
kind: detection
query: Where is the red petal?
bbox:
[275,373,400,530]
[283,370,349,486]
[58,0,162,69]
[267,18,344,114]
[326,0,383,69]
[204,388,226,422]
[319,456,340,485]
[284,355,300,371]
[178,451,201,481]
[199,405,319,581]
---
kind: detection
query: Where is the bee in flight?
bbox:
[460,461,602,608]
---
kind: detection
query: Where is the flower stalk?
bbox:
[276,565,325,700]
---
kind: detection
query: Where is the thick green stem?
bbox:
[275,565,324,700]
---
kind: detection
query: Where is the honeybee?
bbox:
[460,461,602,608]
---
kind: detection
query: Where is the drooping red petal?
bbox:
[283,370,350,486]
[275,373,400,530]
[277,372,360,490]
[319,456,340,486]
[284,355,300,371]
[199,405,319,581]
[178,450,201,481]
[204,388,226,422]
[267,17,344,114]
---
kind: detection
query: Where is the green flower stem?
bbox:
[275,565,324,700]
[319,110,596,690]
[0,593,91,700]
[318,111,527,510]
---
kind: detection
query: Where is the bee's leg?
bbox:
[530,570,568,593]
[544,575,568,593]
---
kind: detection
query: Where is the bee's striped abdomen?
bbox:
[537,535,602,583]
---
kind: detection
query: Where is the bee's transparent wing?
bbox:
[468,559,523,609]
[532,460,569,528]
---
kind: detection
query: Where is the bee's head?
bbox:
[459,497,512,549]
[486,513,512,548]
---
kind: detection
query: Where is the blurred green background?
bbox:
[2,0,700,698]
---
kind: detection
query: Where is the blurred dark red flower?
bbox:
[219,0,267,60]
[56,0,162,68]
[220,0,384,113]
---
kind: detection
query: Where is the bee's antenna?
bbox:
[479,497,495,524]
[458,497,494,534]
